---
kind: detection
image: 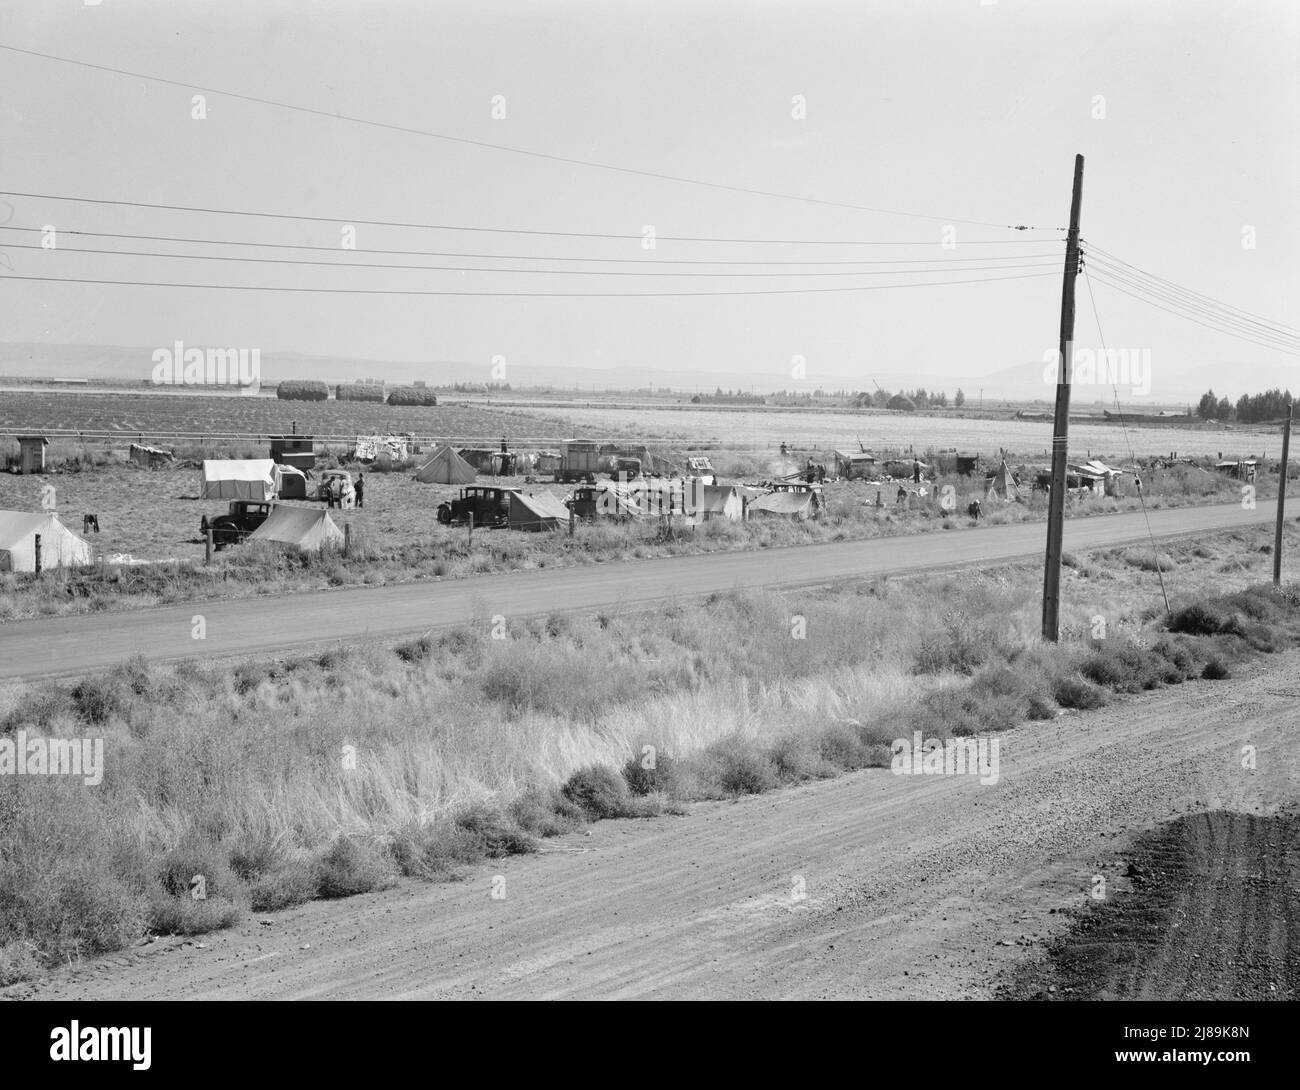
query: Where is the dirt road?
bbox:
[0,501,1278,681]
[21,651,1298,1001]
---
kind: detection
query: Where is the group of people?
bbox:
[325,473,365,510]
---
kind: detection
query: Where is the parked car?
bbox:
[199,500,275,548]
[436,486,517,528]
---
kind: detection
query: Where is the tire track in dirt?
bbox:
[17,652,1299,1001]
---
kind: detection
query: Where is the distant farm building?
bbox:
[0,510,93,572]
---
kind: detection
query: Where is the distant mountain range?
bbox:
[0,342,1291,406]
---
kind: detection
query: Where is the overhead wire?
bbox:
[0,44,1063,232]
[0,269,1060,298]
[0,190,1064,247]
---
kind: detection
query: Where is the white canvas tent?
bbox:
[985,460,1022,502]
[414,444,477,485]
[201,459,277,501]
[247,505,345,552]
[508,490,570,531]
[0,510,93,572]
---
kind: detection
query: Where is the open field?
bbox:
[0,390,564,445]
[544,403,1277,459]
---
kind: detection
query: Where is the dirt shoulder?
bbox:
[13,649,1297,1002]
[1000,810,1299,1000]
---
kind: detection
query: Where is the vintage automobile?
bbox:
[199,500,275,548]
[436,486,518,528]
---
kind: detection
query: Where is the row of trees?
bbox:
[852,388,965,411]
[1195,387,1293,424]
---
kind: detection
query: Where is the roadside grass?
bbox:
[1,526,1297,981]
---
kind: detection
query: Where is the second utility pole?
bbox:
[1274,398,1293,585]
[1042,153,1085,642]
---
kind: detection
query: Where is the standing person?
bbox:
[913,459,921,484]
[355,473,365,509]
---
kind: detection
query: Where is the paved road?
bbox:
[0,502,1278,681]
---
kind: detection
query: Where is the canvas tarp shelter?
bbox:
[129,443,174,468]
[747,490,817,520]
[508,490,570,531]
[247,505,345,552]
[201,459,277,501]
[415,444,477,485]
[985,460,1022,501]
[0,510,93,572]
[685,483,743,523]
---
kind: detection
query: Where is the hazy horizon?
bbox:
[1,0,1295,395]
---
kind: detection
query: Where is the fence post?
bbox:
[34,533,41,574]
[205,527,213,564]
[344,523,352,558]
[468,512,474,546]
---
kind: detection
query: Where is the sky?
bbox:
[0,0,1296,396]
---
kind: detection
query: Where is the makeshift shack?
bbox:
[129,443,175,469]
[0,510,93,571]
[200,459,277,501]
[247,505,344,553]
[269,434,316,471]
[414,444,477,485]
[685,483,744,523]
[16,436,48,475]
[1215,458,1257,482]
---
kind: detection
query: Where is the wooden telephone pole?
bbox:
[1275,399,1293,585]
[1042,154,1085,641]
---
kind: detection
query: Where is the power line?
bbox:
[1081,265,1171,616]
[1087,271,1300,356]
[0,189,1063,247]
[1084,241,1300,336]
[0,242,1062,279]
[0,224,1063,265]
[0,43,1063,232]
[1085,256,1300,344]
[1084,257,1300,349]
[0,269,1059,298]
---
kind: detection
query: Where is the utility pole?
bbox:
[1042,153,1085,642]
[1275,399,1293,585]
